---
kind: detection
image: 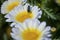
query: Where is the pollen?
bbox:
[21,28,42,40]
[7,1,19,12]
[15,11,33,22]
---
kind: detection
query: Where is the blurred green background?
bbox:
[0,0,60,40]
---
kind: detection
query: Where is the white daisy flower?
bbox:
[11,19,51,40]
[1,0,27,14]
[5,3,42,23]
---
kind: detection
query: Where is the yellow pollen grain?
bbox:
[51,27,56,32]
[21,28,41,40]
[15,11,33,22]
[7,1,19,12]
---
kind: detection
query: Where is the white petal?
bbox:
[32,19,40,29]
[10,23,16,27]
[41,26,51,37]
[15,23,24,31]
[38,11,42,18]
[24,3,30,11]
[12,27,20,34]
[43,38,51,40]
[23,19,40,29]
[22,0,27,3]
[24,19,33,29]
[11,33,17,39]
[23,21,28,30]
[6,19,12,22]
[47,34,51,37]
[31,6,42,19]
[38,21,46,31]
[43,26,51,33]
[11,33,22,40]
[1,1,8,14]
[32,6,38,12]
[4,14,12,18]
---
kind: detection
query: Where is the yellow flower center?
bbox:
[21,28,42,40]
[7,1,19,12]
[15,11,33,22]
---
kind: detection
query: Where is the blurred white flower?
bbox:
[55,0,60,5]
[1,0,27,14]
[11,19,51,40]
[5,3,42,24]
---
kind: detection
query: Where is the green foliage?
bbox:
[0,14,6,27]
[40,0,60,39]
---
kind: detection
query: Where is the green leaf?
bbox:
[41,8,57,20]
[4,34,8,40]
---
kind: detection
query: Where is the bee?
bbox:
[27,5,31,12]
